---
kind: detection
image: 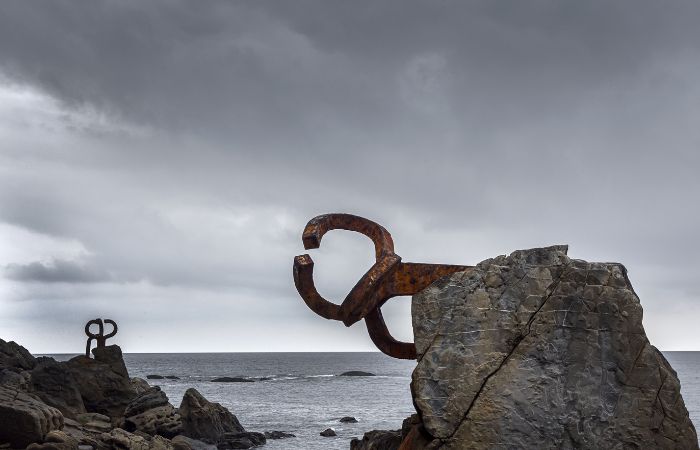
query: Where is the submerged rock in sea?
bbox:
[211,376,254,382]
[320,427,337,437]
[404,245,699,449]
[264,430,295,439]
[339,371,375,377]
[350,429,402,450]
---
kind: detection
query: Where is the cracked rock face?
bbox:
[412,245,698,449]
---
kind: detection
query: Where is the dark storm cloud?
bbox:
[5,259,110,283]
[1,1,699,351]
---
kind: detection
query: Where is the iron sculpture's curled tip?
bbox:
[293,254,342,321]
[103,319,118,338]
[301,213,395,258]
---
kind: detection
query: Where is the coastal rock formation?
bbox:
[407,245,698,449]
[131,377,151,395]
[1,340,264,449]
[218,431,266,448]
[124,386,183,438]
[30,357,86,418]
[179,388,245,443]
[0,385,64,448]
[92,345,130,379]
[0,338,36,371]
[25,430,79,450]
[171,435,218,450]
[66,350,137,418]
[350,430,402,450]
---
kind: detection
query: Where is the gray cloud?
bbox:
[5,259,111,284]
[0,1,699,351]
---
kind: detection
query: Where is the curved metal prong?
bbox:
[103,319,118,339]
[293,254,342,320]
[339,252,401,327]
[85,337,94,357]
[301,213,395,259]
[364,307,416,360]
[85,318,103,339]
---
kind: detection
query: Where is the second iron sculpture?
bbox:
[85,318,118,357]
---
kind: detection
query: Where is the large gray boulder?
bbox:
[179,388,244,443]
[411,245,698,449]
[0,385,64,448]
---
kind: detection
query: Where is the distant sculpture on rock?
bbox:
[84,318,118,357]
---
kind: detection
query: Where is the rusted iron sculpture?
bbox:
[293,213,473,359]
[85,318,118,357]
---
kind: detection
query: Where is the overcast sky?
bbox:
[1,1,699,353]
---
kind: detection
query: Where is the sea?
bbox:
[50,351,699,449]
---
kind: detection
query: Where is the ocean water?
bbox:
[52,351,699,449]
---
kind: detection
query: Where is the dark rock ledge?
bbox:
[0,340,275,450]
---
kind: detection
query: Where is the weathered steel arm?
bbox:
[293,213,473,360]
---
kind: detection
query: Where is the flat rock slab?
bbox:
[412,245,698,449]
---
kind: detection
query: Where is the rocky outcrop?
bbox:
[25,430,80,450]
[264,431,295,439]
[66,350,137,418]
[124,386,182,438]
[171,435,218,450]
[405,246,698,449]
[179,388,244,443]
[0,337,36,371]
[92,345,129,379]
[320,428,337,437]
[97,428,177,450]
[218,431,266,449]
[76,412,113,433]
[131,377,151,395]
[1,340,264,449]
[350,430,402,450]
[30,357,86,418]
[0,385,64,448]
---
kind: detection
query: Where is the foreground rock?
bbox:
[30,357,86,419]
[0,338,36,371]
[179,388,245,443]
[404,245,698,449]
[0,385,64,448]
[124,386,182,438]
[65,346,137,418]
[1,340,265,450]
